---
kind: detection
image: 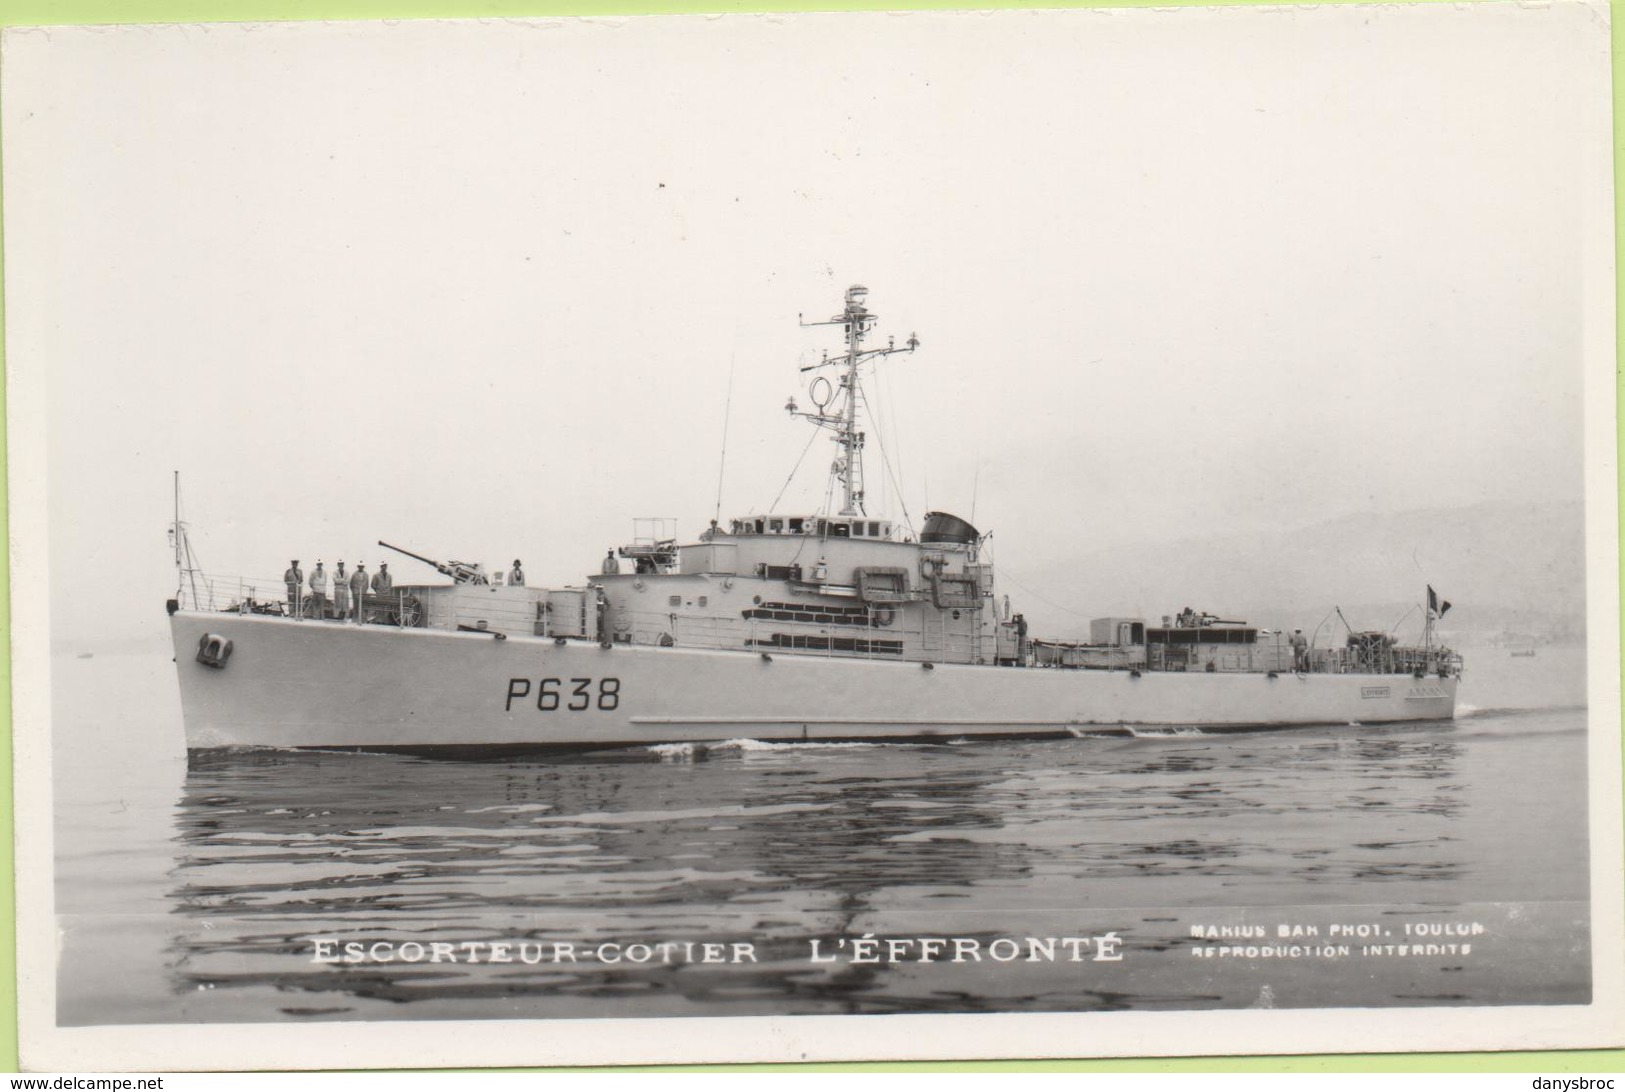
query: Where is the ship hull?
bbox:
[170,611,1458,753]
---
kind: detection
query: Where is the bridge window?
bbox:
[789,518,804,533]
[869,521,882,537]
[768,518,783,533]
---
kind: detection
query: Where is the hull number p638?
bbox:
[506,677,622,712]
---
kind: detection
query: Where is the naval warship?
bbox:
[168,286,1460,755]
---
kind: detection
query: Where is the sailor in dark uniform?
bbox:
[1291,629,1309,672]
[284,560,303,617]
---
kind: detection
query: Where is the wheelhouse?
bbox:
[725,514,895,540]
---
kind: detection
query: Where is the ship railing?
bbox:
[175,571,302,615]
[1303,645,1462,677]
[662,613,739,651]
[420,589,550,635]
[451,601,545,634]
[735,614,915,661]
[595,608,915,661]
[1393,646,1465,677]
[174,570,431,628]
[605,606,750,653]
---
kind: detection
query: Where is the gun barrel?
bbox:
[378,540,443,569]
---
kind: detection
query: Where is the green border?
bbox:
[0,0,1558,17]
[1,0,1620,1076]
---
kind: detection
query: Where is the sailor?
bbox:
[593,584,612,645]
[350,562,369,623]
[601,550,620,575]
[333,561,350,620]
[309,561,329,618]
[372,562,393,596]
[510,559,525,586]
[284,560,303,618]
[1291,629,1309,672]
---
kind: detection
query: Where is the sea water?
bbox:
[50,645,1593,1024]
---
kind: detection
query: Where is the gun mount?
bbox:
[617,539,679,574]
[378,540,490,585]
[1172,608,1247,628]
[617,517,680,575]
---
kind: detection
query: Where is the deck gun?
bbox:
[378,540,490,585]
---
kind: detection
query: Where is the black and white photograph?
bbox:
[4,2,1621,1070]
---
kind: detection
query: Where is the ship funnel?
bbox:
[920,511,980,545]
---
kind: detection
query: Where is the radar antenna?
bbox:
[787,285,919,516]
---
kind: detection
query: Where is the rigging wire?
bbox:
[881,361,904,512]
[712,351,738,528]
[869,363,905,527]
[1308,606,1342,653]
[767,427,822,515]
[991,562,1096,620]
[1388,603,1420,641]
[856,386,915,538]
[172,472,204,608]
[871,357,897,516]
[1335,606,1354,637]
[826,384,851,516]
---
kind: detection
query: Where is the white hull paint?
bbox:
[170,612,1458,753]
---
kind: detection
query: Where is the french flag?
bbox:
[1428,585,1453,619]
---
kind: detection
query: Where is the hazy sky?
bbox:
[3,4,1611,644]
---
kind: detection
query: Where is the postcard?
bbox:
[5,2,1621,1071]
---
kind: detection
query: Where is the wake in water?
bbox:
[643,738,890,762]
[1455,702,1588,720]
[1124,726,1211,739]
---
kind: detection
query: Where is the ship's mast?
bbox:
[170,470,202,607]
[790,285,918,516]
[173,471,182,590]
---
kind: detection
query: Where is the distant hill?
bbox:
[52,500,1594,654]
[1002,499,1589,644]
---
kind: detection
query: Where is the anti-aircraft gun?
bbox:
[378,541,490,585]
